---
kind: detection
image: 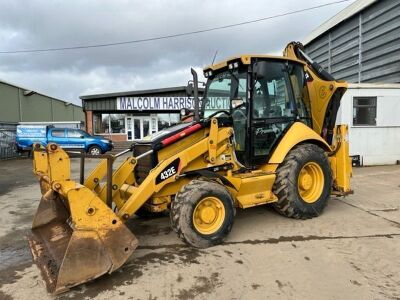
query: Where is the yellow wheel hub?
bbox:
[193,197,225,235]
[298,162,324,203]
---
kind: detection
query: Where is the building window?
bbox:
[353,97,376,126]
[93,112,179,135]
[110,114,126,133]
[93,113,110,133]
[157,113,180,131]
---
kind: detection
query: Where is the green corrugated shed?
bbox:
[0,79,84,123]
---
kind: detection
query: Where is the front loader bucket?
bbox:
[28,186,138,294]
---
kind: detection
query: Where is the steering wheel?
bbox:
[208,110,231,118]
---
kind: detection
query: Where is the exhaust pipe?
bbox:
[191,68,200,122]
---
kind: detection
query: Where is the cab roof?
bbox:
[204,54,305,72]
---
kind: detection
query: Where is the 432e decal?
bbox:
[155,158,180,184]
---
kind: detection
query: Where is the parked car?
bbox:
[15,125,113,155]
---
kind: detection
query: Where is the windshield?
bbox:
[202,68,247,118]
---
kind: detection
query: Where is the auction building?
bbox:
[81,86,204,142]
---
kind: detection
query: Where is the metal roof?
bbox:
[80,86,205,100]
[304,0,400,84]
[303,0,377,45]
[205,54,304,71]
[0,78,82,108]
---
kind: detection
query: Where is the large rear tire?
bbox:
[272,143,332,219]
[170,180,235,248]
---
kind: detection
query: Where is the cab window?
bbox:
[203,72,236,118]
[68,129,88,138]
[203,68,248,159]
[289,63,311,126]
[51,129,65,137]
[250,60,296,161]
[253,62,294,119]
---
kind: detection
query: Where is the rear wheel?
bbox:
[170,180,235,248]
[272,143,332,219]
[88,145,102,155]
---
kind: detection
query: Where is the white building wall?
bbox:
[336,84,400,165]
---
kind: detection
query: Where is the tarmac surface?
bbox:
[0,158,399,299]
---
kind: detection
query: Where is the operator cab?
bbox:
[201,58,312,167]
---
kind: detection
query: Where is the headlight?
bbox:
[203,70,213,78]
[101,139,110,143]
[228,61,239,69]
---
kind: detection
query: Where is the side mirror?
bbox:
[80,135,85,139]
[232,98,244,109]
[185,83,194,97]
[180,108,195,122]
[254,61,268,79]
[180,108,193,117]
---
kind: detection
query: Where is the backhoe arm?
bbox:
[284,41,352,195]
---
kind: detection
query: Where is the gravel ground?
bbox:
[0,158,399,300]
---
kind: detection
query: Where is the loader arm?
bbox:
[118,124,233,218]
[28,118,233,293]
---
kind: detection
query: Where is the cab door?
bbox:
[48,128,67,146]
[66,129,86,150]
[248,60,298,165]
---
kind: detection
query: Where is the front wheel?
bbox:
[170,180,235,248]
[88,145,102,155]
[272,143,332,219]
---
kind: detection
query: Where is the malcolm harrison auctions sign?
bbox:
[116,97,230,111]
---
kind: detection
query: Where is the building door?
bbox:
[126,116,157,140]
[126,117,133,140]
[150,115,158,134]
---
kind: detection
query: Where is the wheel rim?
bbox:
[297,162,324,203]
[91,148,100,155]
[193,197,225,235]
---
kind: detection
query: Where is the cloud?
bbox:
[0,0,354,105]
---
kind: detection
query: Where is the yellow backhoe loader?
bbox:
[28,42,352,293]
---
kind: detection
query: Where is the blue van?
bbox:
[16,125,113,155]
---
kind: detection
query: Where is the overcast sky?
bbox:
[0,0,354,105]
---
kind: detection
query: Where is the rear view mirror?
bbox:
[254,61,269,79]
[185,83,194,97]
[232,98,244,109]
